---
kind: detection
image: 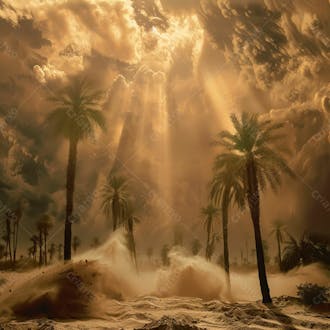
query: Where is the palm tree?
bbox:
[101,175,129,231]
[270,220,286,270]
[124,203,140,270]
[206,234,219,261]
[37,214,54,265]
[72,235,81,254]
[12,202,23,264]
[281,234,329,272]
[4,212,12,263]
[47,77,106,261]
[210,171,245,287]
[201,204,219,260]
[30,235,38,261]
[0,243,5,260]
[213,112,294,303]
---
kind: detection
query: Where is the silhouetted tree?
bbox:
[37,214,54,265]
[213,112,294,303]
[270,220,286,270]
[0,243,5,260]
[201,204,219,260]
[30,235,38,261]
[210,169,245,288]
[47,77,106,260]
[102,175,128,231]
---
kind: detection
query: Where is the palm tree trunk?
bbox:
[222,191,230,288]
[39,231,43,266]
[277,231,282,269]
[205,222,211,260]
[64,137,78,261]
[246,157,272,304]
[44,234,47,265]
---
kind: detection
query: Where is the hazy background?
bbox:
[0,0,329,261]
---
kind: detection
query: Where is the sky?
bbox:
[0,0,329,259]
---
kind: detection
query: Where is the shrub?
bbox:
[297,283,329,306]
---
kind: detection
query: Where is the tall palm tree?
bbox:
[214,112,294,303]
[47,77,106,261]
[210,172,245,287]
[270,220,286,269]
[201,204,219,260]
[101,175,129,231]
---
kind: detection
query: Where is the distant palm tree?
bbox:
[0,243,5,260]
[30,235,38,261]
[281,234,329,272]
[37,214,54,265]
[12,201,24,264]
[72,235,81,254]
[201,204,219,261]
[270,220,286,269]
[124,203,140,270]
[210,171,245,287]
[213,112,294,303]
[47,77,106,261]
[101,175,129,231]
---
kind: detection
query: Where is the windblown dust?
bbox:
[0,230,328,321]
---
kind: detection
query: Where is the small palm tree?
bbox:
[201,204,219,260]
[37,214,54,265]
[214,112,294,303]
[101,175,129,231]
[47,77,106,261]
[269,220,286,269]
[210,171,245,287]
[30,235,38,261]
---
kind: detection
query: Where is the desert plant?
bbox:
[297,283,329,306]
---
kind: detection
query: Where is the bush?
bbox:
[297,283,329,306]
